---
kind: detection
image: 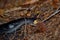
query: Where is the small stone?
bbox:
[33,20,38,24]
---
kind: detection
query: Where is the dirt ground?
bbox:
[0,0,60,40]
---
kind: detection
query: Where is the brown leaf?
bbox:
[34,22,47,33]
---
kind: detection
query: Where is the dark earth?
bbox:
[0,0,60,40]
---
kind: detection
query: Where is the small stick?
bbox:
[42,10,60,22]
[5,6,36,13]
[5,7,29,13]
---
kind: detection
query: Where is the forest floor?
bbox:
[0,0,60,40]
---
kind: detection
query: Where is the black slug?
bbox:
[0,18,36,34]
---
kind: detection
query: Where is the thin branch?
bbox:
[42,10,60,22]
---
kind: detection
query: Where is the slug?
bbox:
[0,18,36,33]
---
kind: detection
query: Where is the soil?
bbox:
[0,0,60,40]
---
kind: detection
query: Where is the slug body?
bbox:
[0,18,36,33]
